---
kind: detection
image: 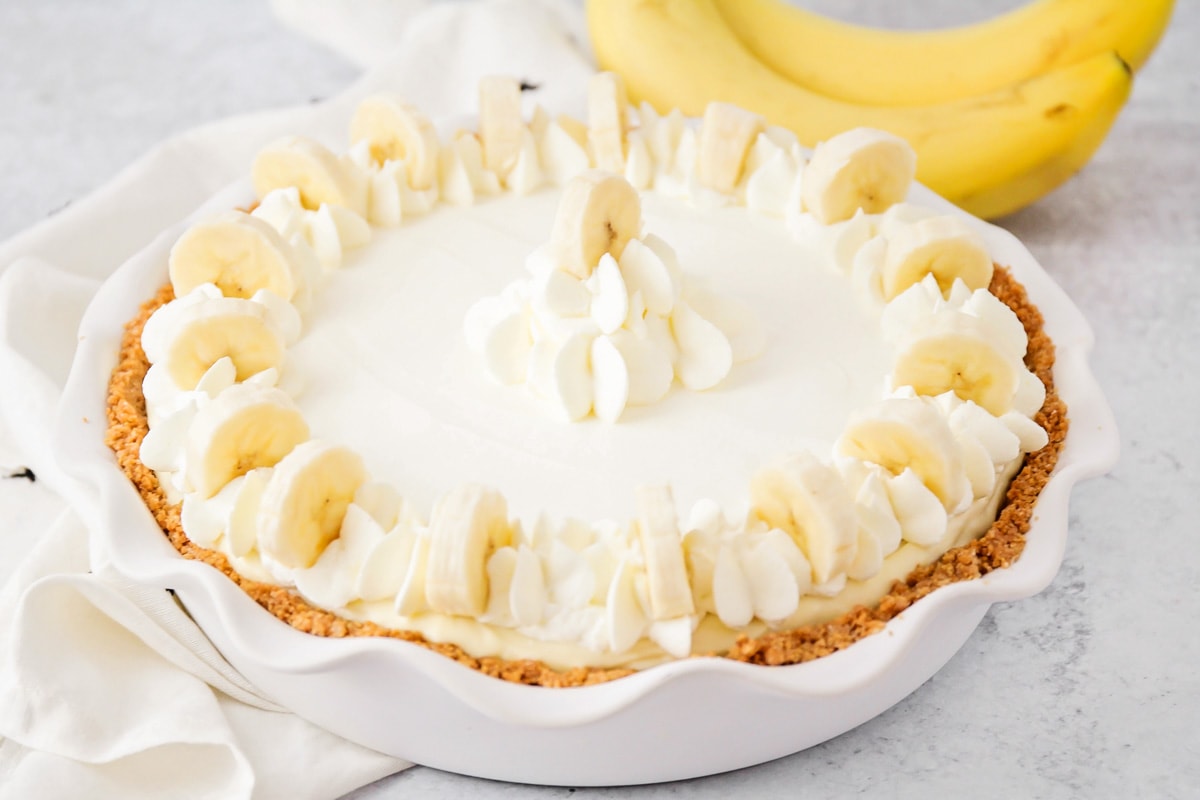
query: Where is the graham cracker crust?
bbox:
[105,266,1066,686]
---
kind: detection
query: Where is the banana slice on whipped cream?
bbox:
[252,136,368,217]
[550,170,642,279]
[258,440,368,569]
[424,485,513,617]
[884,275,1046,416]
[880,215,993,300]
[634,486,695,621]
[141,283,300,390]
[587,71,631,173]
[838,395,969,513]
[349,94,441,192]
[184,382,310,500]
[696,101,766,194]
[169,211,306,302]
[465,172,764,422]
[478,75,525,179]
[802,128,917,225]
[750,452,859,585]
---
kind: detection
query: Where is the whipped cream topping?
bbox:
[638,102,807,219]
[530,108,592,188]
[140,361,283,498]
[344,142,440,227]
[140,281,298,426]
[279,189,888,523]
[463,220,764,422]
[252,186,371,273]
[636,104,691,192]
[787,202,936,285]
[882,274,1046,417]
[138,90,1055,667]
[179,466,277,583]
[437,132,503,207]
[683,501,814,629]
[504,128,547,196]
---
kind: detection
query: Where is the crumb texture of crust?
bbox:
[106,264,1066,687]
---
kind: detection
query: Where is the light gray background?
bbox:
[1,1,1196,797]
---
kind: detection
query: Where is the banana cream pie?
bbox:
[105,73,1065,686]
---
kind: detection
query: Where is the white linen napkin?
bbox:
[269,0,590,69]
[0,1,593,796]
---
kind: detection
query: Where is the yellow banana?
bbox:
[587,0,1132,218]
[713,0,1172,106]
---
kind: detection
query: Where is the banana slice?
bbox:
[801,128,917,224]
[633,485,694,620]
[159,296,286,390]
[557,114,590,150]
[881,215,993,300]
[184,383,310,499]
[891,314,1020,415]
[838,396,966,510]
[478,75,524,178]
[349,94,440,191]
[749,452,857,585]
[257,440,368,569]
[696,101,765,193]
[588,71,629,173]
[169,211,302,302]
[550,171,642,279]
[252,136,368,217]
[424,485,512,617]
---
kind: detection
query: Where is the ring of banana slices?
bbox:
[122,73,1055,673]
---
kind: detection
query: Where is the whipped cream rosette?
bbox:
[252,135,369,217]
[252,186,371,271]
[883,275,1046,416]
[464,170,765,422]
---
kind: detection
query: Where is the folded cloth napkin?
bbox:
[0,1,592,797]
[270,0,591,69]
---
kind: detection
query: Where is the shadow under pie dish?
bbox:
[60,76,1117,784]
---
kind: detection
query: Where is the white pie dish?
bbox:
[55,165,1118,785]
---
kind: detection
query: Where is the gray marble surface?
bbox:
[2,0,1197,797]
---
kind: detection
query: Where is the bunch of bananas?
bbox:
[587,0,1174,218]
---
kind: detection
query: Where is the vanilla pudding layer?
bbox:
[288,187,890,524]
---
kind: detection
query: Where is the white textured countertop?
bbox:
[1,1,1197,797]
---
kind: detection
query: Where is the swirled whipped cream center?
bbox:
[462,206,765,423]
